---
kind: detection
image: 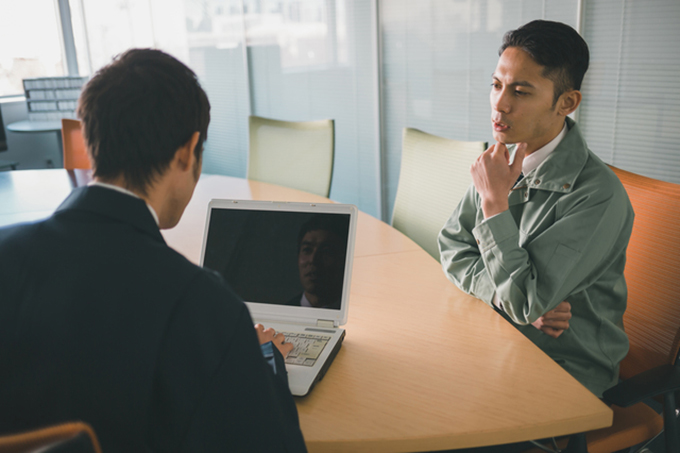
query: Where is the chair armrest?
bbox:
[603,364,680,407]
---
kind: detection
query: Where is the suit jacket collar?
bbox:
[56,185,166,244]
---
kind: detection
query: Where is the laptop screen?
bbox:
[202,207,351,311]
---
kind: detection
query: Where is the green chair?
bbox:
[247,115,334,198]
[391,127,486,260]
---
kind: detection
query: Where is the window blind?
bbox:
[579,0,680,184]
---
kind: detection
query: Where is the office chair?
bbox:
[527,166,680,453]
[61,119,90,170]
[247,115,334,198]
[0,421,102,453]
[391,127,486,260]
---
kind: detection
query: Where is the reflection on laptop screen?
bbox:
[203,209,351,311]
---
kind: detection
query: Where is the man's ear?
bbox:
[557,90,582,117]
[175,131,201,171]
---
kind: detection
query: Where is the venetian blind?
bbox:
[579,0,680,184]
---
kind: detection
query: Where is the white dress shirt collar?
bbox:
[522,121,568,175]
[300,293,313,307]
[89,181,160,225]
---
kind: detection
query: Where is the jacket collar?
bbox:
[512,117,588,194]
[56,185,165,244]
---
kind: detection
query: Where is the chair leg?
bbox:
[663,392,679,453]
[563,433,588,453]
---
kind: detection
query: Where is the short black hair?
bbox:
[500,20,589,105]
[77,48,210,195]
[297,215,349,251]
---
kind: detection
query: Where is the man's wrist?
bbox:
[481,198,509,218]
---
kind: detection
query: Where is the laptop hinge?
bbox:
[316,319,335,328]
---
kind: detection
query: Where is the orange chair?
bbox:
[528,166,680,453]
[61,119,90,170]
[0,421,102,453]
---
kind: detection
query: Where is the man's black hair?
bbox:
[500,20,589,105]
[77,48,210,195]
[297,215,349,251]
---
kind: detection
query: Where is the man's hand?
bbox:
[255,323,294,358]
[532,301,572,338]
[471,142,526,218]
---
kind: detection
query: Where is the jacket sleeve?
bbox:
[149,271,307,453]
[438,184,497,306]
[439,178,633,326]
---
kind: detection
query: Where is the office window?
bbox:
[247,0,381,217]
[379,0,577,220]
[69,0,249,178]
[0,0,66,96]
[579,0,680,184]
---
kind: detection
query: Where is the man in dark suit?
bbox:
[0,49,306,452]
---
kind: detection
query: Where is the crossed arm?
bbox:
[471,142,571,338]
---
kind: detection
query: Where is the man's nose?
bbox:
[492,89,511,114]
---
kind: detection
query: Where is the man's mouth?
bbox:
[492,120,510,132]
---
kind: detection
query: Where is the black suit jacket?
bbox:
[0,186,306,452]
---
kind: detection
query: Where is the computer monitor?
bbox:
[0,108,7,152]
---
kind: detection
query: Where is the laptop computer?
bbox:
[199,199,357,396]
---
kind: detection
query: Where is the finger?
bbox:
[543,311,572,322]
[492,142,507,155]
[542,327,564,339]
[553,301,571,312]
[277,341,294,358]
[254,323,264,332]
[542,320,570,330]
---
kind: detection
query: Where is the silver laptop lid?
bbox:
[200,199,357,327]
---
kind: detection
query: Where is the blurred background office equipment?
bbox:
[22,76,86,121]
[0,108,18,171]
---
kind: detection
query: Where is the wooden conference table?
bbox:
[0,169,612,452]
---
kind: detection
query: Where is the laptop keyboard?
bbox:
[280,331,331,367]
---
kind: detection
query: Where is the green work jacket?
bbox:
[438,118,634,396]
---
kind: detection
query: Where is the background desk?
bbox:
[6,120,64,167]
[0,169,612,452]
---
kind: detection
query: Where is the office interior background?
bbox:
[0,0,678,222]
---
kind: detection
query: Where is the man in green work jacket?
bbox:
[438,20,634,397]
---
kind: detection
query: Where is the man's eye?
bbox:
[491,83,501,89]
[515,90,528,96]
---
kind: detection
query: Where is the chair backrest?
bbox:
[0,421,102,453]
[247,115,334,198]
[392,127,486,260]
[61,119,90,170]
[610,166,680,379]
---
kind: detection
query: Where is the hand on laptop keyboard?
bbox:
[254,323,294,358]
